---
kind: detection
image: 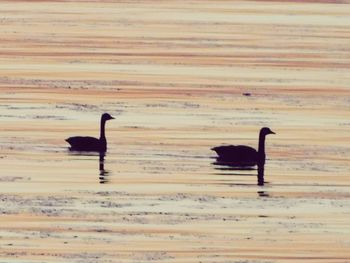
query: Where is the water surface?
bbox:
[0,1,350,262]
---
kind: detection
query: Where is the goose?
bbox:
[66,113,114,152]
[212,127,275,166]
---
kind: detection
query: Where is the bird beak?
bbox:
[270,130,276,134]
[110,116,115,120]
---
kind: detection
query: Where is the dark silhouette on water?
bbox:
[67,151,111,184]
[212,127,275,186]
[257,164,264,186]
[66,113,114,152]
[257,190,269,197]
[213,161,266,185]
[211,127,275,167]
[99,153,110,184]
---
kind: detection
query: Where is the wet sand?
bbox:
[1,1,350,262]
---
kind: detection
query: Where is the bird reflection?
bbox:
[213,160,265,186]
[257,191,270,197]
[99,152,110,184]
[67,151,111,184]
[257,164,264,186]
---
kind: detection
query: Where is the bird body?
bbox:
[212,145,258,166]
[66,113,114,152]
[66,136,104,152]
[212,127,275,167]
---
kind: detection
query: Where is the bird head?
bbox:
[260,127,275,136]
[102,113,115,121]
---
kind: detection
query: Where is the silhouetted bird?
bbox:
[212,127,275,166]
[66,113,114,152]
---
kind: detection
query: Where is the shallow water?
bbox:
[1,1,350,262]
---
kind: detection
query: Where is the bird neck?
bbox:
[100,118,106,140]
[258,132,266,155]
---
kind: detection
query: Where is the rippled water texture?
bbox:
[0,1,350,262]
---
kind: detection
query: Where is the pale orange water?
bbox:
[0,1,349,262]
